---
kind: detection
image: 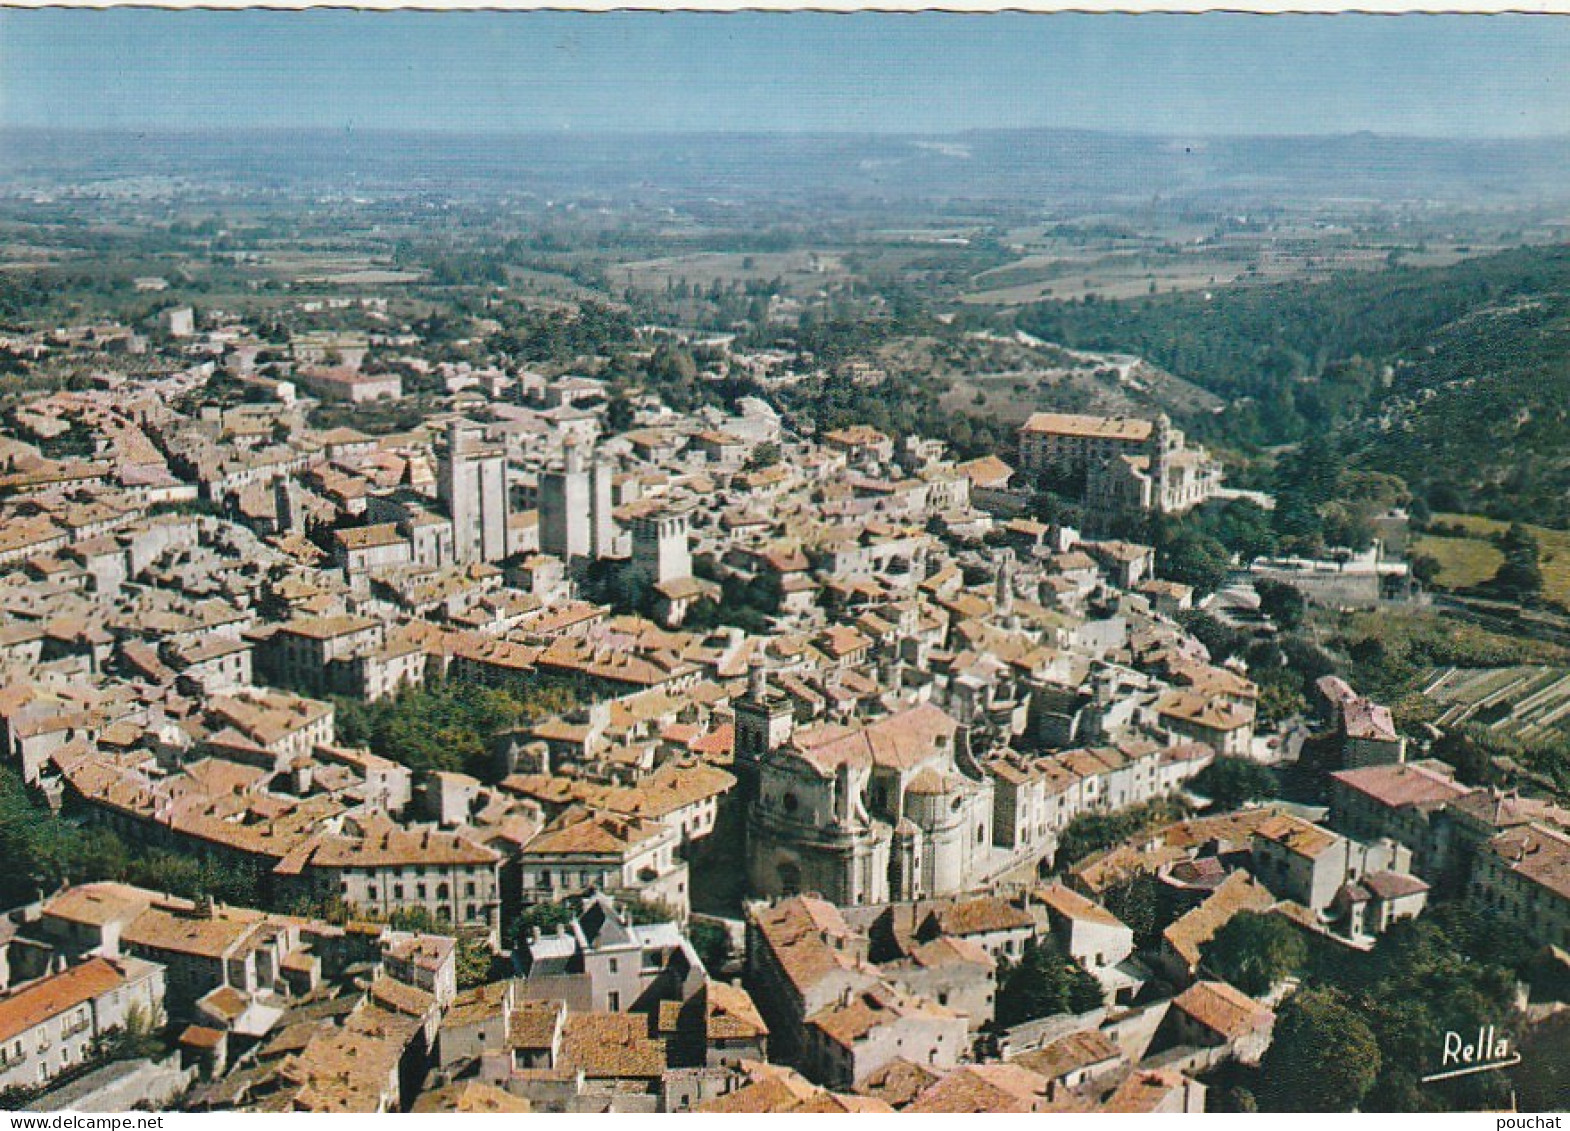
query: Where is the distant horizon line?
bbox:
[5,124,1570,143]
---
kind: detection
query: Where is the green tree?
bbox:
[1180,611,1249,666]
[1350,911,1522,1111]
[1210,499,1278,561]
[605,394,636,434]
[1409,552,1443,588]
[1258,987,1381,1111]
[511,900,578,948]
[688,919,733,975]
[1492,523,1543,601]
[456,935,496,989]
[333,679,576,782]
[1429,728,1499,787]
[388,905,494,988]
[995,937,1105,1028]
[1201,911,1306,996]
[615,896,683,925]
[1255,678,1309,727]
[1190,757,1278,810]
[1055,798,1188,868]
[1254,578,1306,631]
[744,441,781,471]
[1102,871,1166,950]
[91,1002,164,1063]
[1158,529,1232,596]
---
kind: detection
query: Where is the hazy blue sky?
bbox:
[2,11,1567,137]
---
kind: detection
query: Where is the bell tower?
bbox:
[1150,413,1173,512]
[733,661,794,800]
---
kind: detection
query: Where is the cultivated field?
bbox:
[1422,664,1570,745]
[608,250,851,295]
[959,253,1250,306]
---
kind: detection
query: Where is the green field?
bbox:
[1411,532,1504,589]
[1433,513,1570,608]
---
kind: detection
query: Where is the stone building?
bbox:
[1469,822,1570,950]
[802,983,967,1090]
[746,698,995,907]
[519,892,704,1014]
[0,956,167,1093]
[1085,415,1223,518]
[539,444,616,564]
[627,507,693,595]
[439,420,509,564]
[1248,812,1409,915]
[1017,412,1222,521]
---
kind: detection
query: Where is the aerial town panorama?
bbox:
[2,7,1570,1117]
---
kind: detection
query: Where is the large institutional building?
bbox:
[739,679,995,907]
[1018,412,1222,518]
[732,664,1216,908]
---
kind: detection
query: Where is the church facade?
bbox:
[738,680,997,906]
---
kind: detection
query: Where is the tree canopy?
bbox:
[1053,797,1188,869]
[1190,757,1279,811]
[994,936,1105,1028]
[1254,578,1307,631]
[333,678,576,782]
[1201,911,1306,996]
[1257,987,1381,1111]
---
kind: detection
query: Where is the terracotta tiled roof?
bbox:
[1021,412,1153,442]
[793,1092,895,1113]
[807,985,958,1050]
[444,980,511,1028]
[1330,760,1469,811]
[521,811,662,858]
[695,1070,821,1112]
[0,957,128,1044]
[1034,882,1127,929]
[1488,823,1570,901]
[929,896,1033,938]
[1103,1067,1194,1112]
[791,702,960,774]
[1362,870,1430,901]
[1171,980,1274,1042]
[854,1057,943,1108]
[1253,813,1339,860]
[41,881,154,928]
[1163,870,1276,970]
[751,896,870,1000]
[1012,1028,1123,1082]
[902,935,995,971]
[1157,690,1253,732]
[706,981,769,1041]
[906,1064,1058,1114]
[411,1081,531,1113]
[558,1011,667,1079]
[123,905,266,960]
[369,975,436,1018]
[508,1000,566,1051]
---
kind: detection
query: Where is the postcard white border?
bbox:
[3,1,1570,14]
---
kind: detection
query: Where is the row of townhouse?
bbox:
[0,956,166,1094]
[1327,756,1570,930]
[55,753,503,934]
[985,740,1214,866]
